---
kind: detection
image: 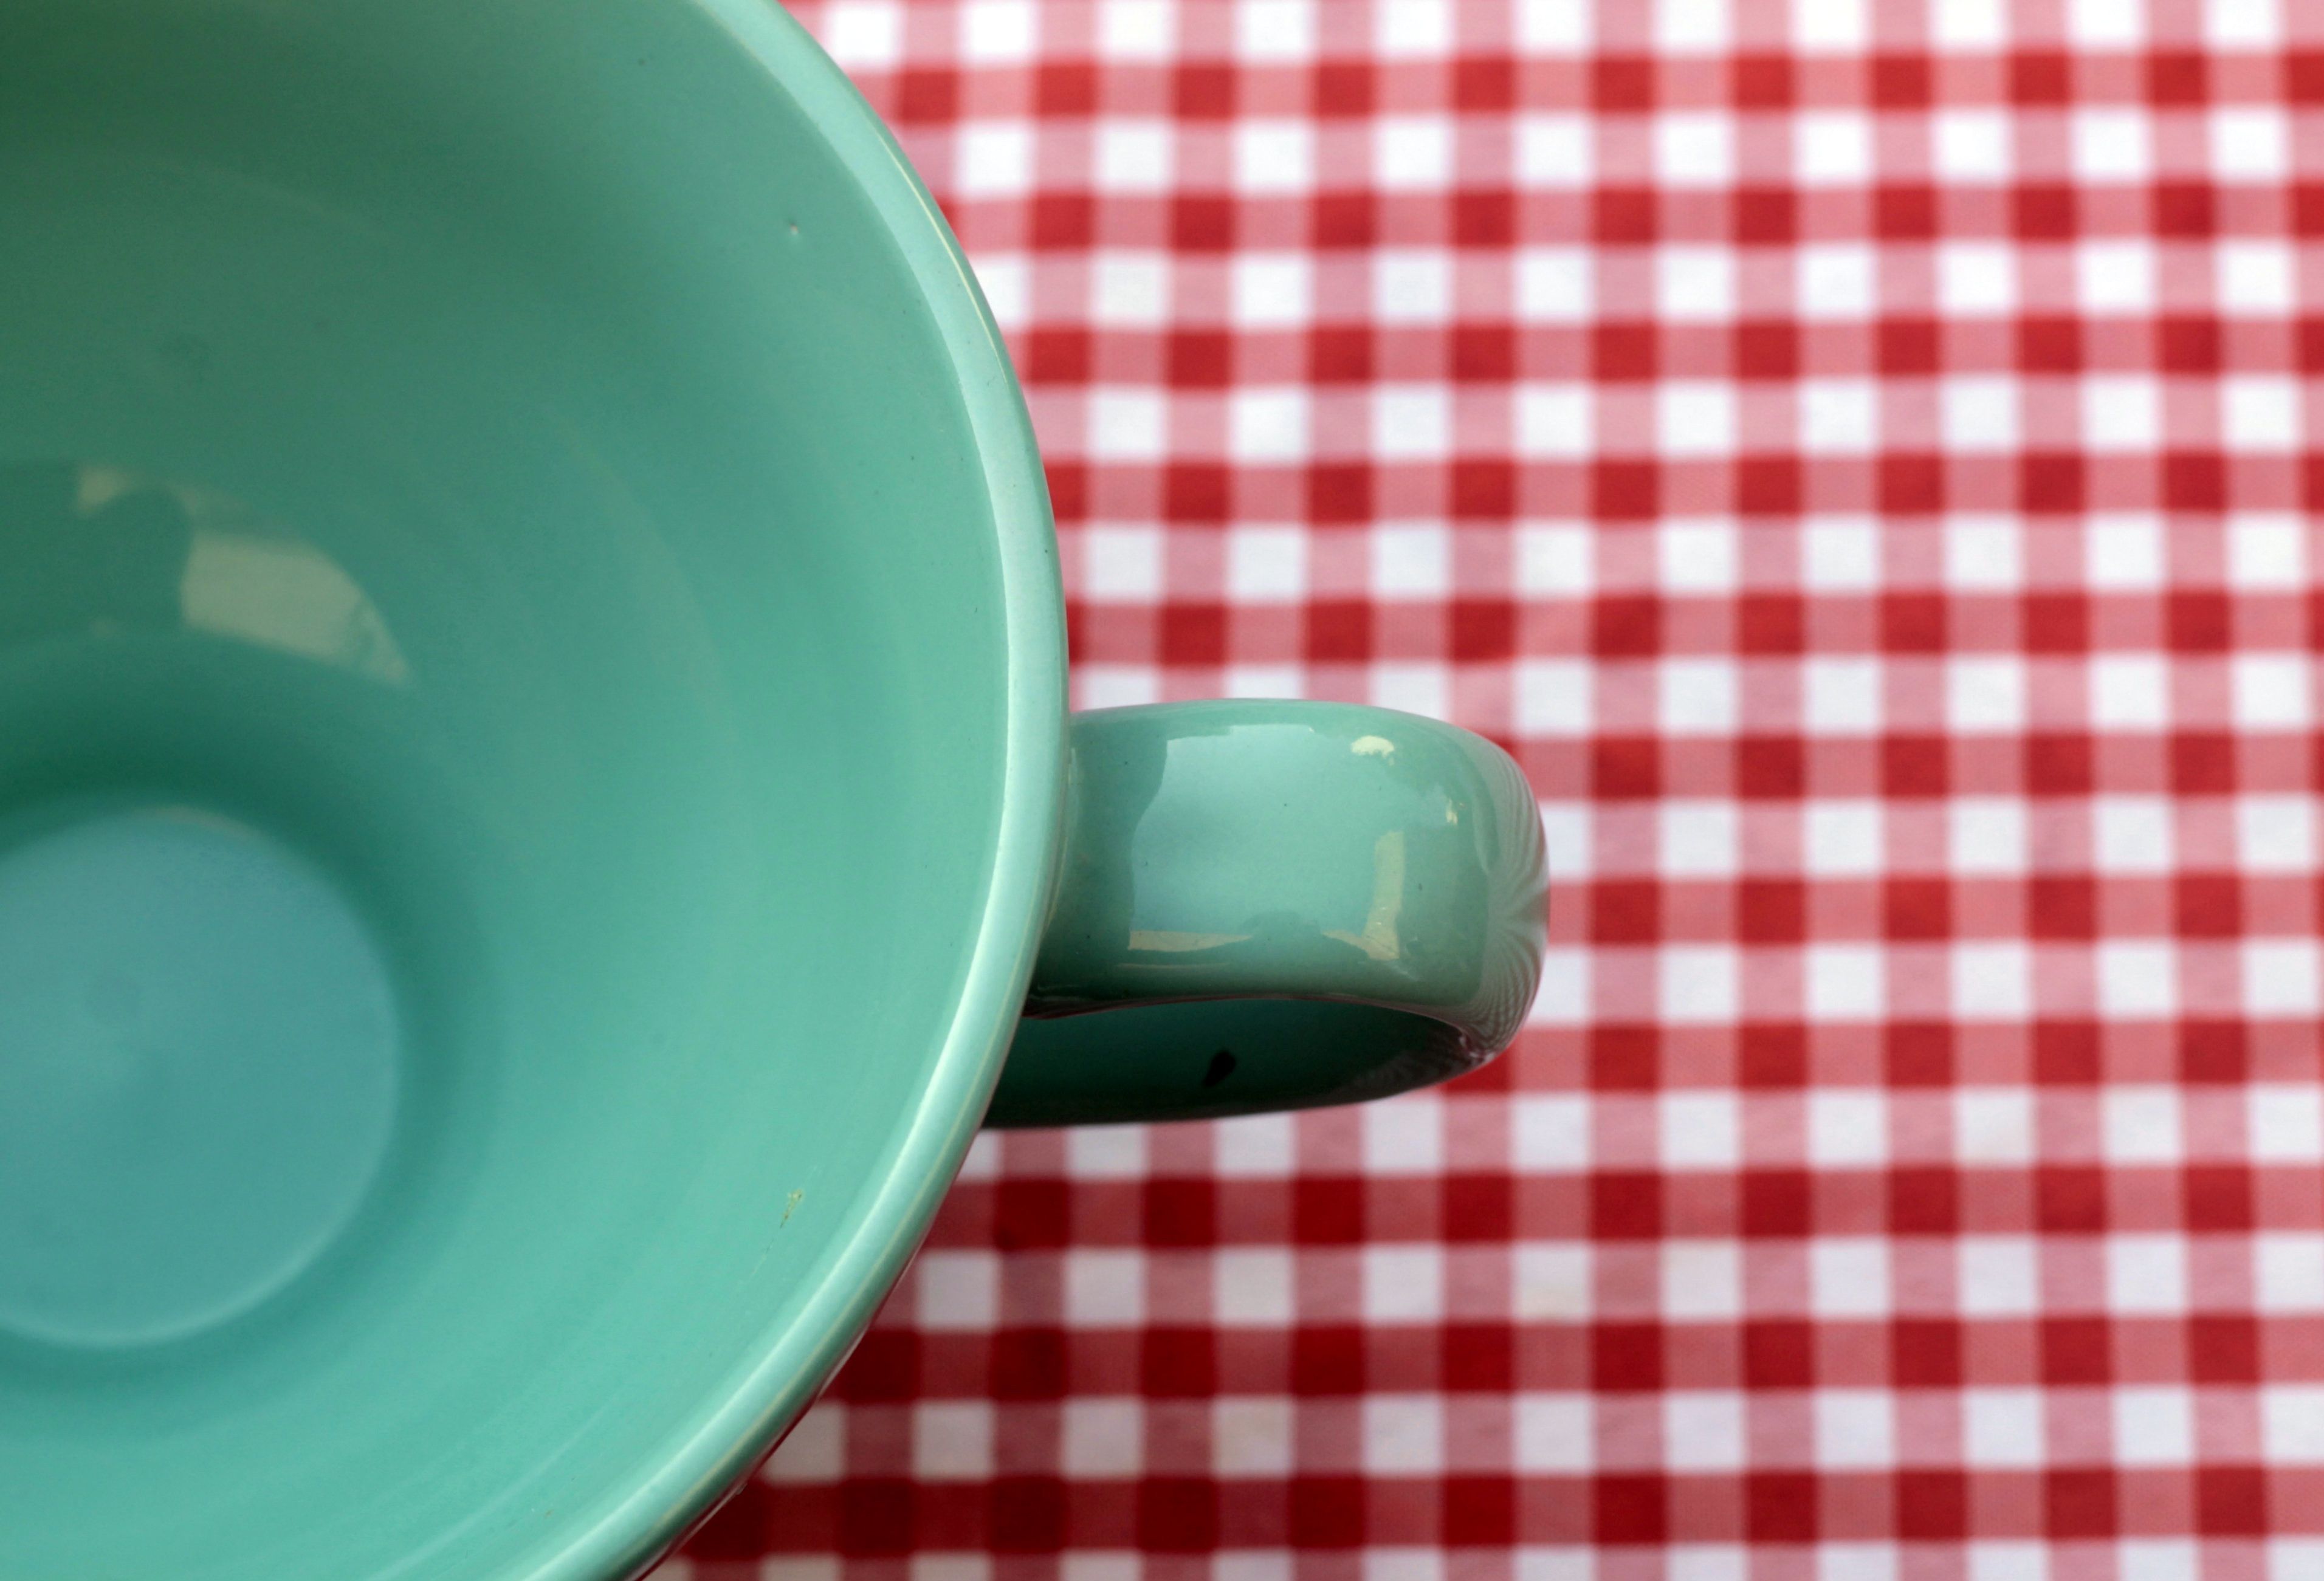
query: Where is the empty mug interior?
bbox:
[0,1,1057,1574]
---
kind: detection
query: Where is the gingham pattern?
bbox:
[662,1,2324,1576]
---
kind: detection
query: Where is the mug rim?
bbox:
[537,2,1067,1574]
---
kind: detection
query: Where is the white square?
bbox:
[1656,0,1730,51]
[2229,513,2306,588]
[2088,514,2165,589]
[1516,381,1590,454]
[962,0,1035,61]
[2102,1082,2183,1161]
[1667,1545,1747,1581]
[1939,243,2018,315]
[1233,253,1310,328]
[1968,1545,2048,1581]
[1377,117,1452,190]
[1801,380,1879,453]
[1078,667,1158,708]
[765,1401,847,1482]
[1533,945,1589,1027]
[1661,945,1739,1023]
[1660,1089,1741,1168]
[1804,800,1884,876]
[1518,247,1592,320]
[1215,1249,1295,1323]
[1657,114,1735,187]
[1660,383,1737,458]
[1664,1391,1746,1470]
[1815,1391,1896,1469]
[1238,0,1315,60]
[1660,659,1739,735]
[2068,0,2142,43]
[2214,106,2289,180]
[1062,1398,1143,1477]
[1514,1241,1591,1319]
[1955,1088,2036,1165]
[1378,0,1452,55]
[1236,121,1312,193]
[1093,253,1169,326]
[1217,1111,1292,1171]
[1668,1243,1744,1319]
[2113,1387,2195,1466]
[2263,1385,2324,1461]
[2247,940,2323,1014]
[1373,662,1448,720]
[916,1251,999,1329]
[2258,1233,2324,1309]
[1942,376,2018,450]
[1518,524,1592,596]
[2083,376,2161,451]
[1947,655,2026,732]
[1950,798,2027,874]
[2234,653,2311,729]
[2210,0,2282,45]
[1811,1238,1890,1317]
[1096,121,1172,191]
[824,4,904,69]
[1364,1246,1444,1323]
[1371,524,1448,600]
[1213,1398,1293,1475]
[2110,1235,2188,1314]
[1660,519,1738,593]
[1082,525,1163,600]
[1515,1393,1593,1472]
[1375,250,1450,324]
[1065,1249,1144,1325]
[1088,389,1166,460]
[1799,245,1879,319]
[2072,108,2150,181]
[2249,1083,2324,1160]
[1933,110,2011,180]
[1954,942,2032,1019]
[2219,240,2297,313]
[1804,657,1882,733]
[1796,112,1873,186]
[1229,527,1305,602]
[2224,376,2303,450]
[1660,800,1740,877]
[1373,386,1451,460]
[1945,516,2021,589]
[1959,1235,2040,1315]
[2237,795,2315,873]
[956,122,1033,196]
[1518,116,1592,187]
[2091,653,2170,728]
[1225,665,1302,701]
[1363,1396,1444,1473]
[1963,1390,2044,1468]
[1809,1088,1888,1163]
[1660,248,1737,321]
[2122,1544,2201,1581]
[2100,944,2165,1018]
[2095,796,2174,873]
[1794,0,1869,50]
[914,1401,994,1481]
[1061,1558,1137,1581]
[2078,239,2157,313]
[1364,1097,1443,1175]
[1803,516,1881,589]
[1516,659,1592,735]
[1807,946,1886,1021]
[1229,388,1307,464]
[1932,0,2007,47]
[1099,0,1172,56]
[1820,1548,1898,1581]
[1520,0,1592,49]
[1067,1125,1147,1178]
[1367,1552,1443,1581]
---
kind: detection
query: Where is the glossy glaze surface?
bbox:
[999,702,1547,1127]
[0,1,1062,1576]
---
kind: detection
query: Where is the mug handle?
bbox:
[988,701,1549,1128]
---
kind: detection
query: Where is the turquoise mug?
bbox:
[0,0,1547,1574]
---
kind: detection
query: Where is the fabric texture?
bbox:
[668,1,2324,1575]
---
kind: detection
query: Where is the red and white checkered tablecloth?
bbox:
[663,1,2324,1576]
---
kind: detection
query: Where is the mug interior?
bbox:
[0,1,1055,1574]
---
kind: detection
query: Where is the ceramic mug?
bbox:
[0,1,1547,1575]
